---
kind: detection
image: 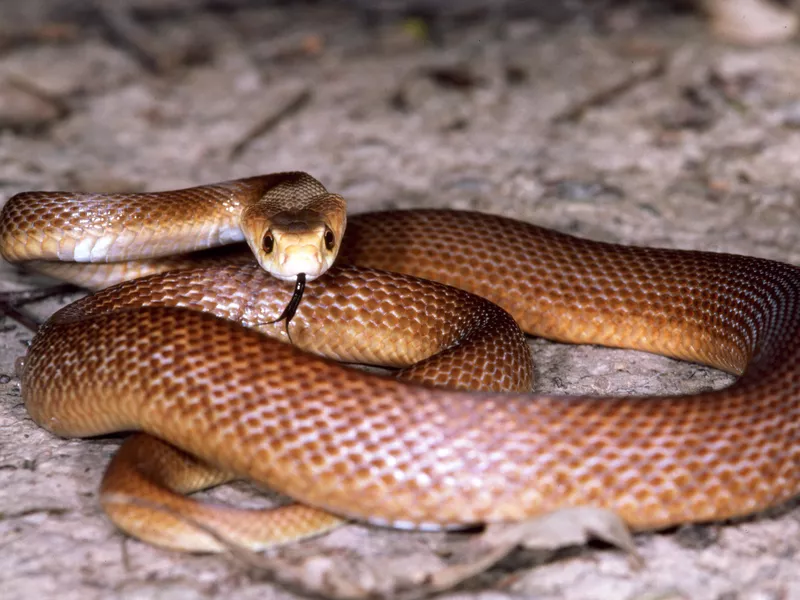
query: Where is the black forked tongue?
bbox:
[267,273,306,342]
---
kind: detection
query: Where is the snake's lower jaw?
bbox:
[271,272,305,282]
[271,271,315,282]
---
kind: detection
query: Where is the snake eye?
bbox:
[263,232,274,254]
[324,228,335,251]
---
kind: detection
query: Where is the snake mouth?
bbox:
[271,272,308,282]
[272,242,326,280]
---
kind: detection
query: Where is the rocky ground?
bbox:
[1,1,799,599]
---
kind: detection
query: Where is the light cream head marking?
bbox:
[239,173,346,282]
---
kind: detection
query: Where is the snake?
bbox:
[0,172,798,553]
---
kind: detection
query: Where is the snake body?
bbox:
[1,175,799,548]
[0,172,346,281]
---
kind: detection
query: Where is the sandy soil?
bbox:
[1,2,799,599]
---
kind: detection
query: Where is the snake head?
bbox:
[241,196,346,282]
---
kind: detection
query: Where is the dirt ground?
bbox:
[1,2,799,599]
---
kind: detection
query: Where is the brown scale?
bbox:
[1,178,799,551]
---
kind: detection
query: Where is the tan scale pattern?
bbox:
[2,176,799,546]
[23,260,531,550]
[341,211,761,373]
[101,433,345,552]
[62,263,533,392]
[0,172,345,277]
[0,183,245,262]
